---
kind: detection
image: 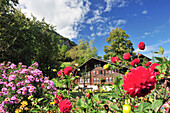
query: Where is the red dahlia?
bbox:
[138,42,145,50]
[130,58,140,66]
[57,70,63,77]
[111,57,119,63]
[123,66,157,97]
[145,62,151,66]
[64,66,72,75]
[59,99,72,113]
[123,53,131,60]
[149,63,160,70]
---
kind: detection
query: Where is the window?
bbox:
[87,79,89,83]
[106,78,108,82]
[109,70,111,74]
[109,77,112,82]
[97,78,99,82]
[80,79,83,83]
[100,70,102,74]
[93,78,96,82]
[96,71,99,75]
[93,71,95,75]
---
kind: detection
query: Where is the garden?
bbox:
[0,0,170,113]
[0,42,169,113]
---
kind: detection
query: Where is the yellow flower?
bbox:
[24,107,29,111]
[53,69,57,72]
[125,72,129,77]
[15,109,21,113]
[21,101,28,106]
[50,102,55,105]
[20,105,25,110]
[77,68,80,71]
[75,63,79,66]
[123,104,131,113]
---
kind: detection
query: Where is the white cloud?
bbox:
[142,10,147,14]
[86,9,108,24]
[90,26,93,30]
[104,0,128,12]
[17,0,91,39]
[91,33,95,37]
[113,19,127,26]
[144,32,151,36]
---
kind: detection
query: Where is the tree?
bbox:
[103,27,134,60]
[66,39,98,65]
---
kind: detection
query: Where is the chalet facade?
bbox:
[74,57,128,87]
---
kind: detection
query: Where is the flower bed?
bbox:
[0,42,170,113]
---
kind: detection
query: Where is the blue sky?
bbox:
[18,0,170,59]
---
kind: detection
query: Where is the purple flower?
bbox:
[32,62,39,67]
[3,91,8,95]
[1,88,7,92]
[15,99,19,104]
[10,96,17,100]
[16,82,20,87]
[16,90,21,94]
[20,81,25,86]
[47,86,51,89]
[9,63,16,69]
[35,78,39,82]
[11,86,16,90]
[8,75,16,81]
[20,69,28,74]
[7,82,14,87]
[22,91,27,95]
[22,65,27,68]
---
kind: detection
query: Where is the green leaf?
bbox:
[110,104,122,112]
[159,46,164,55]
[113,75,122,86]
[152,100,163,111]
[38,98,44,102]
[154,52,160,54]
[155,57,163,63]
[138,102,151,111]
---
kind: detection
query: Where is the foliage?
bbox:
[103,27,135,60]
[66,39,98,65]
[0,2,76,78]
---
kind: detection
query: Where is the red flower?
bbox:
[59,99,72,113]
[123,66,157,97]
[123,53,131,60]
[149,63,160,70]
[145,62,151,66]
[41,83,45,89]
[54,94,63,104]
[111,57,119,63]
[57,70,63,77]
[130,58,140,66]
[64,66,72,75]
[138,42,145,50]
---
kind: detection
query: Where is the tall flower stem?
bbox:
[118,86,125,105]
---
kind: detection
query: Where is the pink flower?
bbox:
[123,53,131,60]
[111,57,119,63]
[123,66,157,97]
[130,58,140,66]
[59,99,72,113]
[64,66,72,76]
[138,42,145,50]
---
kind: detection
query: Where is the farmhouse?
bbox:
[74,57,128,90]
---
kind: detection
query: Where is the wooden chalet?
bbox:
[74,57,128,87]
